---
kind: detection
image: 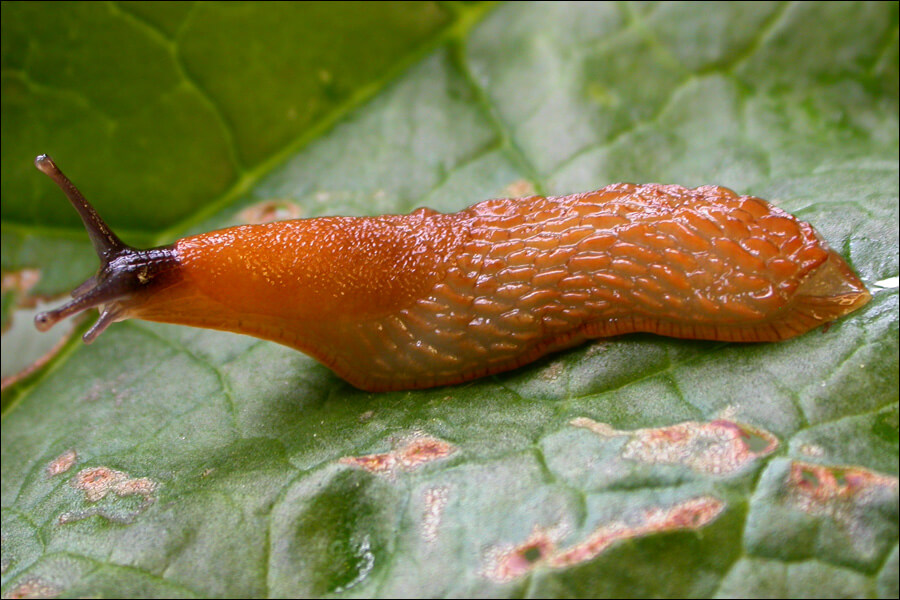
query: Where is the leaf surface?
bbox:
[2,2,897,598]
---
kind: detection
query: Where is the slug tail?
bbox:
[782,249,871,330]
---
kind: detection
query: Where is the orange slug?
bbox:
[32,155,870,392]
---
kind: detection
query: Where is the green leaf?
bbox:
[2,2,897,598]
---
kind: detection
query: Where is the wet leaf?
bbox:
[2,2,897,598]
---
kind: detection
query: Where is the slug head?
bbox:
[32,155,179,342]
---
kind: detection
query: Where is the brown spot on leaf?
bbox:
[571,417,778,475]
[400,437,455,468]
[239,200,304,224]
[483,496,725,582]
[59,466,159,525]
[540,360,565,381]
[339,434,456,477]
[71,466,129,502]
[786,461,899,538]
[340,452,394,475]
[483,526,559,582]
[1,291,80,392]
[112,477,157,496]
[2,577,60,599]
[45,449,77,477]
[504,180,537,198]
[421,486,449,543]
[1,269,41,301]
[551,496,724,567]
[797,443,825,458]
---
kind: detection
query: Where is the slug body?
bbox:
[33,156,870,392]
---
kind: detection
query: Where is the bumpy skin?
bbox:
[130,184,869,392]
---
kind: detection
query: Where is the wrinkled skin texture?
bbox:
[127,184,869,391]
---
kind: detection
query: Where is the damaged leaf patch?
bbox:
[58,466,159,525]
[746,459,899,571]
[339,434,456,477]
[571,417,779,475]
[483,496,725,582]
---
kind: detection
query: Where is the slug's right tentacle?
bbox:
[34,284,119,333]
[83,306,126,343]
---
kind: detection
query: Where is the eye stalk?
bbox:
[32,155,179,343]
[34,155,128,262]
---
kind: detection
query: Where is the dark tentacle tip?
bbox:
[34,311,54,332]
[34,154,55,174]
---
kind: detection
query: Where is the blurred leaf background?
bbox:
[2,2,898,598]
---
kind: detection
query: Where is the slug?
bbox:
[32,155,870,392]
